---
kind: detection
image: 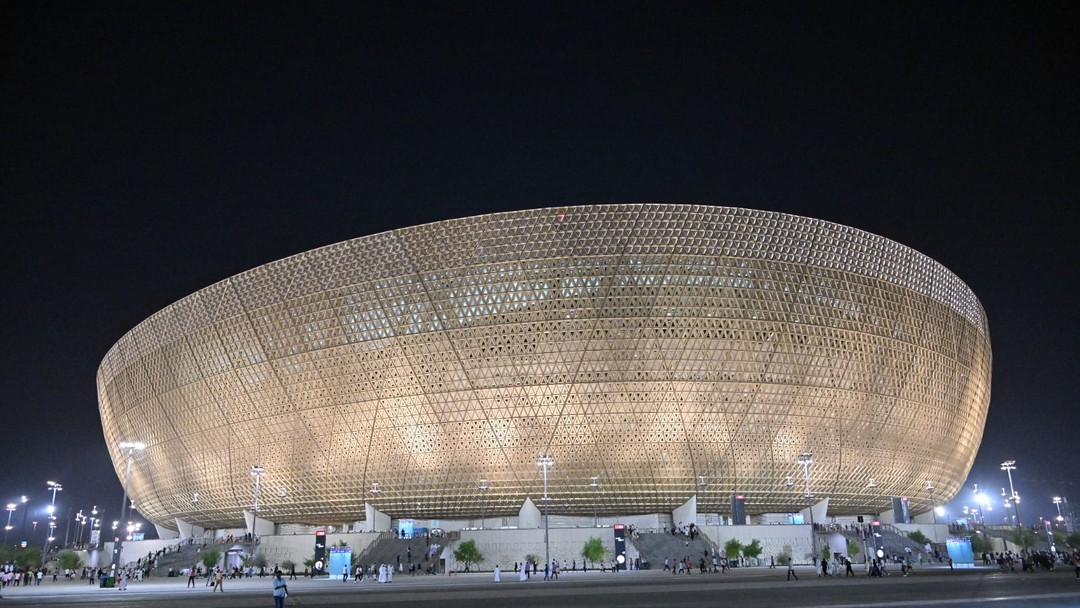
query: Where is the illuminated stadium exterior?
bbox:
[97,204,991,530]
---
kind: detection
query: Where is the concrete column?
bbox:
[518,497,541,529]
[800,496,829,525]
[672,494,697,528]
[154,524,180,539]
[242,510,277,536]
[364,502,390,532]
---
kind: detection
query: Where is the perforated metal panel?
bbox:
[97,204,991,528]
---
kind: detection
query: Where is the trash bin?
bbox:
[100,575,116,588]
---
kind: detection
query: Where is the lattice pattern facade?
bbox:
[97,204,991,529]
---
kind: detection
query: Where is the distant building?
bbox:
[97,204,991,531]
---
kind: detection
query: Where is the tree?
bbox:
[723,538,743,560]
[966,532,991,554]
[847,539,861,559]
[908,530,929,545]
[281,559,296,574]
[820,544,831,562]
[253,553,269,576]
[59,550,82,571]
[741,539,763,563]
[15,548,42,570]
[1065,531,1080,550]
[581,537,605,567]
[776,553,792,566]
[336,540,349,548]
[1010,528,1037,549]
[453,540,484,571]
[201,548,222,571]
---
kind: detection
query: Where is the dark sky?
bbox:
[2,2,1076,539]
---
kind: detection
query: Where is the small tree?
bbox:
[820,544,831,562]
[723,538,743,560]
[336,540,349,548]
[14,548,42,570]
[59,550,82,571]
[1066,531,1080,549]
[1011,528,1037,549]
[776,553,792,566]
[453,539,484,571]
[581,537,605,568]
[741,539,763,564]
[847,539,861,559]
[281,559,296,573]
[201,548,221,571]
[303,556,316,574]
[525,553,541,570]
[908,530,929,545]
[968,532,991,554]
[253,553,269,576]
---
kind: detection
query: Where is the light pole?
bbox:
[798,453,815,563]
[75,510,85,546]
[4,505,15,546]
[88,506,99,549]
[537,453,554,578]
[18,496,28,547]
[1001,460,1025,554]
[42,481,62,568]
[112,441,145,571]
[926,481,939,525]
[590,476,600,527]
[250,464,266,560]
[478,479,489,529]
[1053,497,1065,532]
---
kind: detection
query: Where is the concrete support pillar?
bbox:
[242,510,277,536]
[518,497,541,529]
[364,502,390,532]
[174,517,206,540]
[154,524,180,539]
[672,494,697,528]
[800,496,829,525]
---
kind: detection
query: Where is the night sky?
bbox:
[2,2,1076,540]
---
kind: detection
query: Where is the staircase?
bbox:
[630,529,718,570]
[355,535,437,572]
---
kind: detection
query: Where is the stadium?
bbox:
[97,204,991,533]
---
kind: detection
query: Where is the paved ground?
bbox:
[1,565,1078,607]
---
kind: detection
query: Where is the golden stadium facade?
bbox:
[97,204,991,529]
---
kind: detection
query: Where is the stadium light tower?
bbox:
[1000,460,1025,553]
[537,453,554,577]
[4,503,15,547]
[42,481,62,568]
[798,453,815,560]
[250,464,266,559]
[112,442,144,571]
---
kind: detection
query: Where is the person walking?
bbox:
[272,570,288,608]
[343,564,348,582]
[787,560,799,581]
[212,567,224,592]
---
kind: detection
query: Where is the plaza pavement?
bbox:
[1,564,1078,607]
